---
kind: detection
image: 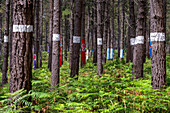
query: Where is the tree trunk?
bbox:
[117,0,120,58]
[9,0,13,72]
[120,0,125,61]
[97,0,103,75]
[81,0,85,67]
[39,0,43,67]
[10,0,33,93]
[51,0,60,88]
[90,8,94,56]
[93,0,97,63]
[150,0,166,88]
[64,15,68,61]
[0,3,2,65]
[127,0,135,62]
[103,0,109,63]
[86,4,90,62]
[133,0,146,79]
[110,0,114,60]
[69,0,74,69]
[2,0,10,84]
[35,0,39,68]
[70,0,82,78]
[48,0,53,71]
[45,21,48,51]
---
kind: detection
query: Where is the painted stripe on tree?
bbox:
[4,36,8,43]
[13,25,33,32]
[53,34,60,41]
[97,38,102,45]
[107,48,110,60]
[150,32,165,42]
[135,36,144,45]
[86,49,89,61]
[73,36,80,43]
[130,38,135,45]
[120,49,123,58]
[110,48,113,59]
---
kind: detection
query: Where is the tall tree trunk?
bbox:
[120,0,125,61]
[150,0,166,88]
[133,0,146,79]
[0,3,2,64]
[70,0,82,78]
[81,0,85,67]
[9,0,13,72]
[2,0,10,84]
[51,0,60,88]
[117,0,120,58]
[110,0,114,60]
[97,0,103,75]
[45,21,48,51]
[35,0,39,68]
[127,0,136,62]
[93,0,97,63]
[146,8,151,59]
[90,7,94,56]
[48,0,53,71]
[39,0,43,67]
[69,0,74,69]
[64,15,68,61]
[103,0,109,63]
[86,4,90,62]
[10,0,33,93]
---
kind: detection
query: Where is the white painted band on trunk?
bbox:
[53,34,60,41]
[110,48,113,59]
[135,36,144,44]
[86,49,89,61]
[73,36,80,43]
[107,48,110,60]
[4,36,8,43]
[130,38,135,45]
[97,38,102,45]
[150,32,165,42]
[13,25,33,32]
[120,49,123,58]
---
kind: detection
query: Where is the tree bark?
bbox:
[51,0,60,88]
[64,15,68,61]
[97,0,103,75]
[0,3,2,65]
[35,0,39,68]
[117,0,120,58]
[10,0,33,93]
[86,4,90,62]
[69,0,74,69]
[120,0,125,61]
[48,0,53,71]
[2,0,10,84]
[150,0,166,88]
[127,0,136,62]
[9,0,13,72]
[110,0,114,60]
[39,0,43,67]
[93,0,97,63]
[70,0,82,78]
[45,21,48,51]
[133,0,146,79]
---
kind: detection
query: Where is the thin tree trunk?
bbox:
[10,0,33,93]
[60,0,63,66]
[69,0,74,69]
[39,0,43,67]
[70,0,82,78]
[93,0,97,63]
[127,0,135,62]
[0,3,2,64]
[110,0,114,60]
[133,0,146,79]
[86,4,90,62]
[48,0,53,71]
[81,0,85,67]
[103,0,109,63]
[51,0,60,88]
[64,15,68,61]
[90,8,94,56]
[117,0,120,58]
[97,0,103,75]
[120,0,125,61]
[150,0,166,88]
[45,21,48,51]
[9,0,13,72]
[2,0,10,84]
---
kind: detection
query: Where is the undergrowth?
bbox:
[0,51,170,113]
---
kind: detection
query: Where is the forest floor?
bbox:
[0,51,170,113]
